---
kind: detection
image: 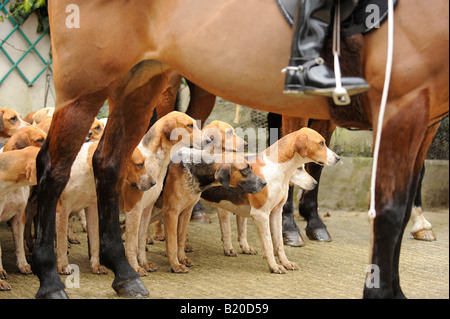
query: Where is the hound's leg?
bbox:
[364,91,431,299]
[177,204,196,267]
[55,206,72,275]
[32,93,105,299]
[270,205,299,270]
[138,205,158,272]
[217,208,237,257]
[93,67,169,296]
[251,209,287,274]
[237,215,257,255]
[84,205,107,274]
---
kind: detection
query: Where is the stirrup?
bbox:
[332,0,351,106]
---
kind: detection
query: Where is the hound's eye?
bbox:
[94,125,101,131]
[37,138,45,143]
[226,129,234,136]
[137,163,144,169]
[9,116,17,123]
[240,165,250,176]
[319,141,325,147]
[187,124,194,129]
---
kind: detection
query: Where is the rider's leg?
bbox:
[283,0,369,97]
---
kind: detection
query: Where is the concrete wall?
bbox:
[316,157,449,211]
[0,12,54,117]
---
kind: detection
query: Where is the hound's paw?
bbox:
[143,262,158,272]
[180,257,194,267]
[134,266,148,277]
[92,265,108,275]
[57,264,73,275]
[224,248,238,257]
[0,269,8,280]
[241,246,258,255]
[0,279,11,291]
[18,264,33,275]
[282,261,300,271]
[68,236,81,245]
[184,243,194,252]
[270,264,287,274]
[153,233,165,241]
[171,264,189,273]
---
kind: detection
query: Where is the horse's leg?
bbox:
[93,68,169,296]
[281,186,305,246]
[185,80,217,127]
[299,119,336,241]
[364,90,431,299]
[409,163,437,241]
[32,92,106,299]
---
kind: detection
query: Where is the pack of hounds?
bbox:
[0,106,341,291]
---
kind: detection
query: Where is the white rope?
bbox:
[368,0,395,219]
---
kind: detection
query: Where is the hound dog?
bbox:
[0,108,30,144]
[0,146,40,291]
[200,128,340,274]
[159,147,267,273]
[55,141,155,275]
[213,164,318,257]
[1,126,47,152]
[120,111,210,276]
[150,119,248,241]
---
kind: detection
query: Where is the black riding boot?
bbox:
[283,0,369,98]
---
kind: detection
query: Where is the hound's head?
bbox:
[0,108,30,142]
[124,148,156,191]
[294,128,340,166]
[214,154,266,194]
[2,126,47,152]
[202,120,247,153]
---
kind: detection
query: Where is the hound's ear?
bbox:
[295,133,308,158]
[215,164,231,188]
[162,117,177,141]
[25,160,37,185]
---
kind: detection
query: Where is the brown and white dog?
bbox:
[213,164,318,257]
[1,126,47,152]
[201,128,340,274]
[119,111,210,276]
[55,141,155,275]
[0,146,40,291]
[0,108,30,144]
[159,147,267,273]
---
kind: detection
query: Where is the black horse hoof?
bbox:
[306,228,332,241]
[113,277,149,298]
[283,230,305,247]
[35,289,69,299]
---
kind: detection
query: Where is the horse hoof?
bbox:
[113,277,149,298]
[35,289,69,299]
[283,231,305,247]
[306,228,332,242]
[412,229,436,241]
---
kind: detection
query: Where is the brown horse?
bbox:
[34,0,448,298]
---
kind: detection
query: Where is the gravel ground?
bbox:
[0,208,448,300]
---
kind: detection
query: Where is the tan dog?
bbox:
[120,111,210,276]
[1,126,47,152]
[159,148,266,273]
[0,108,30,144]
[200,128,340,274]
[151,119,248,241]
[55,141,155,275]
[213,164,317,257]
[0,146,39,291]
